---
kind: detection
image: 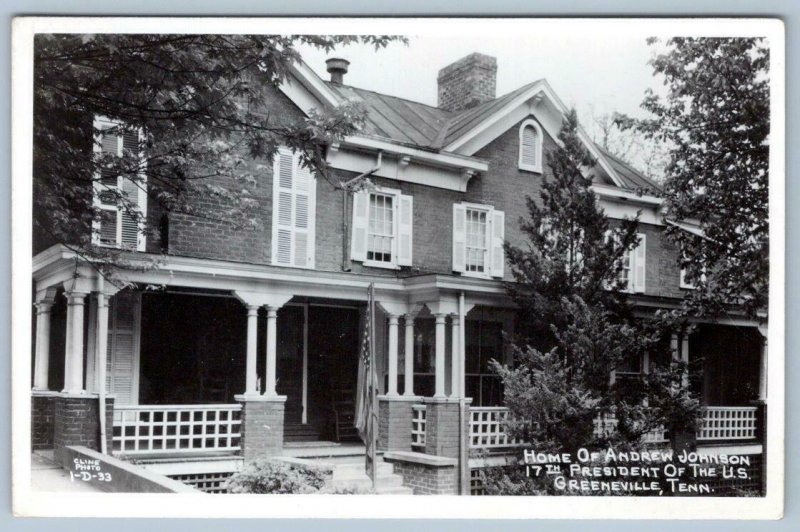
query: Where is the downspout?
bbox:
[341,151,383,271]
[97,275,108,455]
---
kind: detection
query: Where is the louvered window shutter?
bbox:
[119,130,146,250]
[397,194,413,266]
[521,125,538,168]
[106,291,141,405]
[292,153,316,268]
[452,204,467,272]
[490,209,505,278]
[351,190,369,262]
[633,233,647,293]
[94,118,146,250]
[272,148,316,268]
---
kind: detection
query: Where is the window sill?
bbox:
[271,261,316,270]
[362,260,400,271]
[460,271,495,280]
[518,164,543,174]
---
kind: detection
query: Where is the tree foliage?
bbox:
[33,34,405,266]
[496,110,700,462]
[617,37,770,318]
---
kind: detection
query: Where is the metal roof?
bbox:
[324,80,658,194]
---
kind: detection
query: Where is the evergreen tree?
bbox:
[493,110,700,463]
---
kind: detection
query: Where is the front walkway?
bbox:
[31,451,105,493]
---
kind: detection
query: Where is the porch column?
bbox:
[63,291,88,394]
[450,314,460,398]
[33,301,54,391]
[434,313,447,399]
[758,325,768,401]
[265,306,279,397]
[387,314,400,397]
[244,305,260,396]
[403,314,415,397]
[94,291,110,393]
[680,330,690,388]
[670,332,679,361]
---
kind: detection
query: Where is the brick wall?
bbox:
[142,86,687,299]
[388,459,458,495]
[238,397,285,461]
[377,398,415,451]
[31,393,56,450]
[53,396,114,462]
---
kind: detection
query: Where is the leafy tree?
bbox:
[33,34,404,269]
[494,110,700,465]
[617,37,769,318]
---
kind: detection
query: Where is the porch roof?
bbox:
[32,244,514,310]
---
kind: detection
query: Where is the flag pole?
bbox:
[368,282,377,490]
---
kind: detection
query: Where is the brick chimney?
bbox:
[326,57,350,84]
[437,53,497,113]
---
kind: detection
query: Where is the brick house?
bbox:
[30,52,768,494]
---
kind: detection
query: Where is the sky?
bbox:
[296,33,665,127]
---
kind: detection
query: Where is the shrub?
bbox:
[225,459,328,494]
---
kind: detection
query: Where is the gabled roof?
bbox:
[283,57,657,195]
[433,81,542,149]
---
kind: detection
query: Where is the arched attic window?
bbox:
[518,118,543,173]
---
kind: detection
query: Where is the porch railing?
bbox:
[469,407,521,451]
[112,404,242,455]
[697,406,758,441]
[468,405,757,452]
[411,404,426,448]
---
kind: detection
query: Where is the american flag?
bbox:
[355,282,377,486]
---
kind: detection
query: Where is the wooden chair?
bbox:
[330,384,359,442]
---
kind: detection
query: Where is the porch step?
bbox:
[283,422,322,443]
[291,454,411,495]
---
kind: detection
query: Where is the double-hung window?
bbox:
[92,116,147,251]
[606,231,646,293]
[351,187,413,269]
[272,147,317,269]
[453,203,505,278]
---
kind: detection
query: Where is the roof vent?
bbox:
[326,58,350,84]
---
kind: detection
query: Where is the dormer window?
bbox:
[518,118,543,173]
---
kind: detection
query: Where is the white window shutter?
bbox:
[490,209,505,278]
[272,148,295,266]
[452,203,467,273]
[633,233,646,293]
[107,292,141,405]
[293,153,316,269]
[397,194,413,266]
[351,190,369,262]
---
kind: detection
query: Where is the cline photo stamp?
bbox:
[12,17,784,518]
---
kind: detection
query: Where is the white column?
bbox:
[63,291,88,394]
[450,314,460,398]
[264,306,278,397]
[33,301,53,390]
[403,314,415,397]
[680,330,690,387]
[670,333,679,361]
[95,292,110,394]
[387,314,400,397]
[245,305,260,395]
[434,313,447,399]
[758,326,768,401]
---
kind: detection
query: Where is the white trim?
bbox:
[301,304,308,424]
[457,202,503,280]
[342,135,488,172]
[443,80,626,188]
[360,186,403,270]
[518,118,543,173]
